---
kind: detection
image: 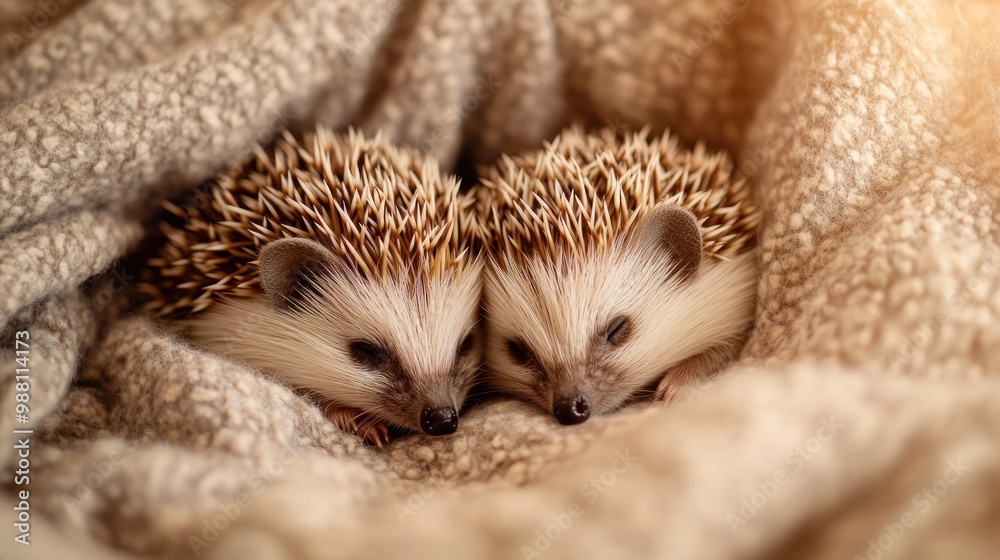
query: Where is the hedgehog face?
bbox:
[188,238,482,436]
[302,268,483,436]
[484,205,757,424]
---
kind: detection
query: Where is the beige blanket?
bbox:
[3,1,1000,558]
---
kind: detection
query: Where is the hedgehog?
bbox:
[138,127,483,445]
[476,126,760,425]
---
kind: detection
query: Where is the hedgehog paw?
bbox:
[325,406,392,447]
[653,367,704,404]
[355,418,391,448]
[653,346,736,404]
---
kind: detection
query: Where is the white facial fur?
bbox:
[182,262,483,432]
[484,244,756,418]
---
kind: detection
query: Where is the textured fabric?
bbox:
[3,1,1000,558]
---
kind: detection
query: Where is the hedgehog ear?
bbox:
[636,204,703,281]
[258,238,344,310]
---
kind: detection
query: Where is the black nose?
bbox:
[420,405,458,436]
[553,394,591,425]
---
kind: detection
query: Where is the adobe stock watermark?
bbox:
[546,0,584,29]
[727,416,842,533]
[888,256,999,373]
[394,484,436,524]
[673,0,754,72]
[417,74,500,154]
[520,449,638,559]
[853,458,969,560]
[171,104,297,221]
[61,450,128,512]
[601,115,629,137]
[221,103,298,172]
[0,94,25,119]
[213,0,406,60]
[339,0,410,63]
[5,0,75,54]
[731,137,776,184]
[213,0,243,18]
[89,266,136,310]
[188,445,300,556]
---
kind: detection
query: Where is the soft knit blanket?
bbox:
[2,1,1000,558]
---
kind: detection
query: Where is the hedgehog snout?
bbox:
[420,404,458,436]
[553,393,591,425]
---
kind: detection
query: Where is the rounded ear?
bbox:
[257,238,343,309]
[636,204,703,281]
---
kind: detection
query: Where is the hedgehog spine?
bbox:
[478,125,760,424]
[139,127,483,442]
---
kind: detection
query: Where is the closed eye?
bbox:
[604,315,633,347]
[348,340,395,371]
[506,338,543,372]
[457,332,475,359]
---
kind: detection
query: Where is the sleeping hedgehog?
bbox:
[477,126,760,425]
[138,127,483,445]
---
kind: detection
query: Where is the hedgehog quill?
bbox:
[139,127,483,445]
[477,126,760,425]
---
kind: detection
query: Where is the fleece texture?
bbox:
[2,0,1000,558]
